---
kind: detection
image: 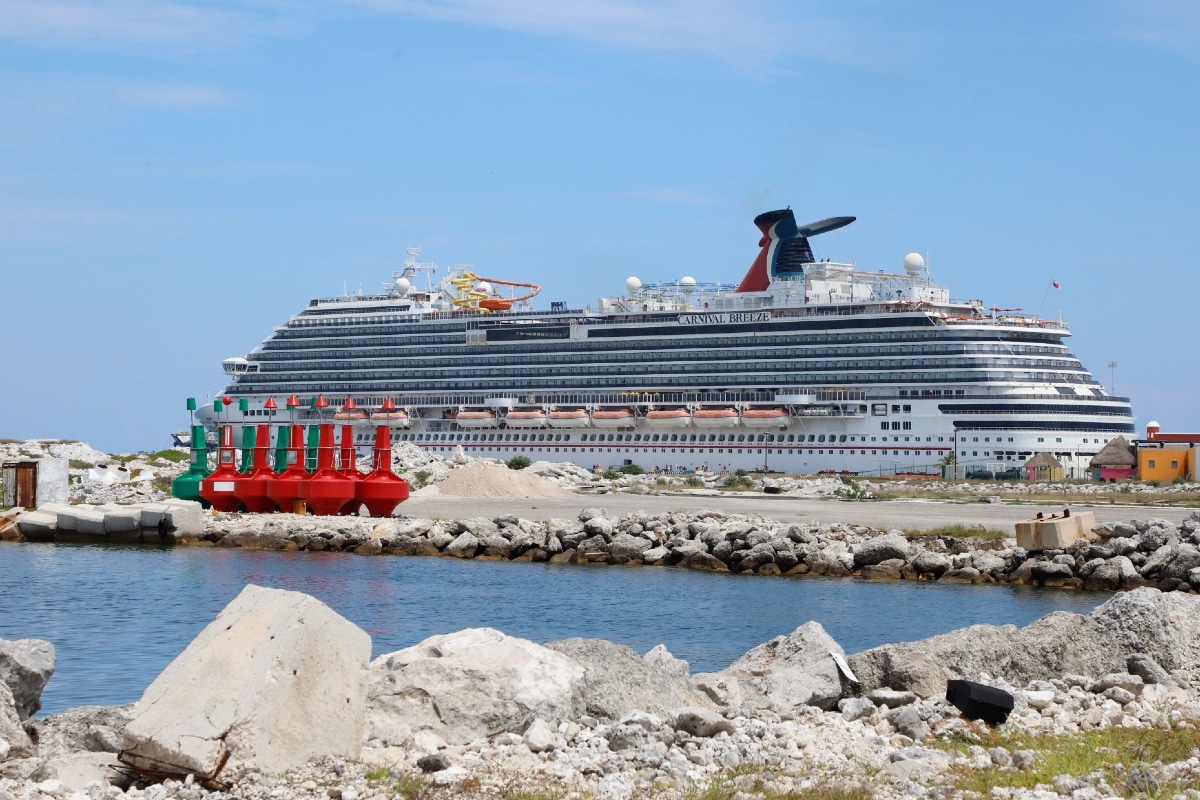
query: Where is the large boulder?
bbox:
[849,588,1200,695]
[854,532,910,567]
[696,621,847,712]
[0,682,35,760]
[367,628,585,747]
[119,585,371,781]
[544,638,713,720]
[0,638,56,720]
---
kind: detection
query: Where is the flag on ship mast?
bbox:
[1052,279,1061,289]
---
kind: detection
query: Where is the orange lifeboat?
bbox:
[478,298,513,311]
[547,408,591,428]
[591,408,636,428]
[693,407,740,427]
[505,409,548,428]
[450,410,500,428]
[741,408,791,428]
[370,398,411,428]
[645,408,692,427]
[334,397,368,421]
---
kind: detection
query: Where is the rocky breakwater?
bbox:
[162,507,1200,592]
[4,588,1200,799]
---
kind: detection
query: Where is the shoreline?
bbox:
[6,502,1200,594]
[3,585,1199,800]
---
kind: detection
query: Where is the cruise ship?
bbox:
[198,209,1136,477]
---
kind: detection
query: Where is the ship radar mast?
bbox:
[387,246,439,297]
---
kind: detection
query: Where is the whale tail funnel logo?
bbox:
[735,210,855,293]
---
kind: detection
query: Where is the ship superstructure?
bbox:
[199,211,1135,477]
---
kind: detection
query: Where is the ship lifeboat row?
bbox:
[328,397,411,428]
[193,420,409,517]
[444,407,794,429]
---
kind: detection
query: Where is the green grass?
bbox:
[147,448,191,463]
[391,773,430,800]
[905,524,1011,540]
[364,767,391,782]
[943,725,1200,797]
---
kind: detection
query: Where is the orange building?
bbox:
[1136,421,1200,482]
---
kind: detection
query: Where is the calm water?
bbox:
[0,541,1109,715]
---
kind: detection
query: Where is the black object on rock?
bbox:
[946,679,1014,725]
[416,753,451,773]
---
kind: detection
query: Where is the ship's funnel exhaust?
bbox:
[735,210,855,293]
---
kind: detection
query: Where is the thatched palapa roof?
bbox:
[1025,451,1063,469]
[1088,436,1136,469]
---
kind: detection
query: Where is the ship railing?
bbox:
[272,387,868,412]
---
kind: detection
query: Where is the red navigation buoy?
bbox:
[199,423,242,512]
[338,417,364,515]
[266,424,308,513]
[304,422,355,515]
[233,423,278,513]
[358,412,410,517]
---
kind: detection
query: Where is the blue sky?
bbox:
[2,0,1197,453]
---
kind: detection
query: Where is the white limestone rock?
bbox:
[0,681,35,760]
[700,621,847,712]
[119,584,371,780]
[544,637,714,720]
[367,628,585,747]
[0,638,57,720]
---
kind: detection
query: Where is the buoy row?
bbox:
[173,395,409,516]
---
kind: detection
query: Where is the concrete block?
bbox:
[1017,510,1094,551]
[14,511,56,542]
[1038,518,1080,550]
[1073,511,1097,541]
[40,503,75,531]
[57,507,108,541]
[1015,520,1041,551]
[162,499,205,539]
[140,503,169,528]
[100,505,142,534]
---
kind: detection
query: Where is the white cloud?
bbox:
[1100,0,1200,58]
[116,82,242,111]
[344,0,816,75]
[0,0,291,51]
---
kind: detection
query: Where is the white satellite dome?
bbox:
[679,276,696,291]
[625,276,643,294]
[475,281,492,295]
[394,276,411,295]
[903,253,925,276]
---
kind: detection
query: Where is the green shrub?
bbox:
[619,463,644,475]
[506,455,532,470]
[601,469,621,480]
[685,475,704,487]
[413,470,431,489]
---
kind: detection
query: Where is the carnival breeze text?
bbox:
[678,312,771,325]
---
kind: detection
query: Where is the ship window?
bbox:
[737,435,745,442]
[903,405,911,412]
[891,405,900,413]
[818,434,826,442]
[809,435,816,442]
[839,435,847,442]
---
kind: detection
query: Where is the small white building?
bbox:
[1,457,69,508]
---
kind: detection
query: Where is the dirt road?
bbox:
[401,491,1192,531]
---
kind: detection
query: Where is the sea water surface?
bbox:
[0,542,1109,715]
